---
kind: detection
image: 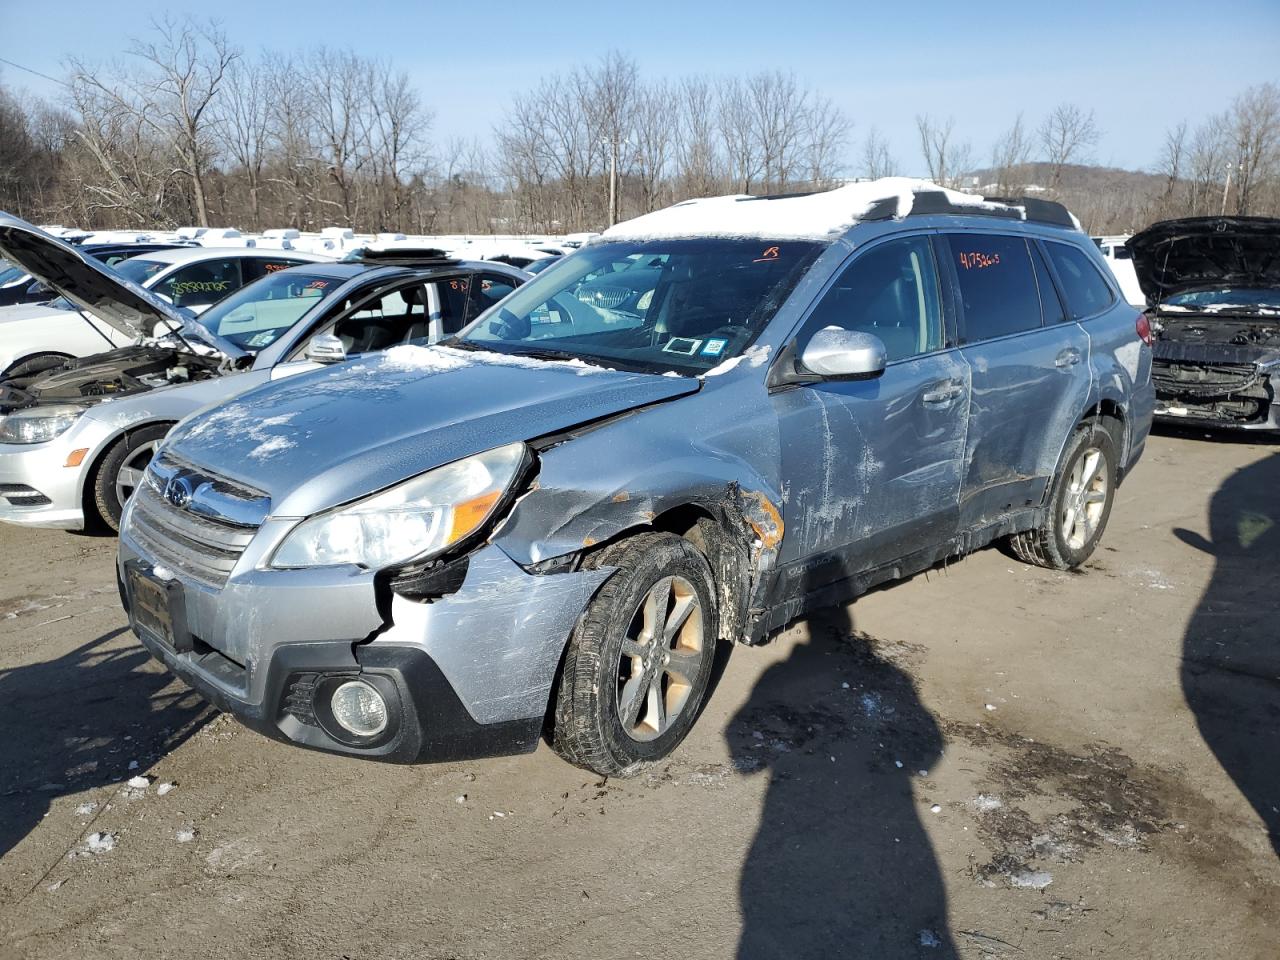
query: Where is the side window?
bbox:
[1030,243,1068,324]
[243,257,309,282]
[798,235,943,363]
[947,234,1043,341]
[329,283,429,355]
[1044,242,1116,319]
[467,273,519,323]
[437,276,471,335]
[156,259,243,309]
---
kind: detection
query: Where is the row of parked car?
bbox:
[0,180,1275,777]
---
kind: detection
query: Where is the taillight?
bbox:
[1136,311,1154,346]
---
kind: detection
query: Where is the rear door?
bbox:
[942,231,1091,530]
[773,232,971,586]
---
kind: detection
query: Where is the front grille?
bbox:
[0,483,51,507]
[577,285,631,309]
[129,483,258,588]
[1151,360,1261,397]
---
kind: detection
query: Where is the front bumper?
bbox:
[0,431,97,529]
[118,516,613,762]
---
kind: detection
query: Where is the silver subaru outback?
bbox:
[118,179,1156,776]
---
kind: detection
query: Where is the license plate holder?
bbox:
[127,564,191,653]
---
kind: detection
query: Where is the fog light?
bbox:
[330,680,388,737]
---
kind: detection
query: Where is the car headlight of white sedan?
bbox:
[0,404,87,444]
[270,442,528,570]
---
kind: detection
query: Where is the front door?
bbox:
[772,233,970,596]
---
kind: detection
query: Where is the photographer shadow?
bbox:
[730,573,956,958]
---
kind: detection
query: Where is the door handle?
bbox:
[921,381,964,405]
[1055,348,1082,368]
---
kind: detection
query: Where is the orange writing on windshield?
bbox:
[958,251,1001,270]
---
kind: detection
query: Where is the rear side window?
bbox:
[1030,243,1067,324]
[1044,242,1116,319]
[243,257,310,282]
[947,234,1043,341]
[467,273,519,323]
[156,258,244,309]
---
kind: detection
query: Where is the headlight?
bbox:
[270,442,528,570]
[0,405,86,444]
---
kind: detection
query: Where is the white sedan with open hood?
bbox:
[0,218,530,530]
[0,227,328,379]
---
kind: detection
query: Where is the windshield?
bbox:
[454,238,824,374]
[112,257,170,286]
[194,270,342,351]
[1163,287,1280,313]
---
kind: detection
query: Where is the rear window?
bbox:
[947,234,1044,341]
[1044,242,1115,319]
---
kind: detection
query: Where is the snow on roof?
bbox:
[601,177,1019,242]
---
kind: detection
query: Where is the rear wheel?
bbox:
[91,424,171,532]
[551,533,718,776]
[1009,424,1117,570]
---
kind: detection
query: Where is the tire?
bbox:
[1010,423,1118,570]
[551,532,719,777]
[91,424,171,532]
[2,352,72,380]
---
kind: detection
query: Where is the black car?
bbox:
[0,242,190,307]
[1127,217,1280,432]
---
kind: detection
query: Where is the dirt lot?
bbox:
[1,429,1276,960]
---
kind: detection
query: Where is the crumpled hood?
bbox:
[0,214,186,338]
[163,345,700,518]
[1126,216,1280,306]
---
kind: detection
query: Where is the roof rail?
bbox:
[860,191,1078,229]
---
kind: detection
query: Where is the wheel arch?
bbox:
[80,418,178,522]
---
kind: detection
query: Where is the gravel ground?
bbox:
[0,429,1276,960]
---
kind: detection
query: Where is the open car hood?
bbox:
[0,214,187,339]
[1126,217,1280,306]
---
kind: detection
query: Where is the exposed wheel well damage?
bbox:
[572,487,783,647]
[1081,400,1128,482]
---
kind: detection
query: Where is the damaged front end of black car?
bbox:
[1127,216,1280,431]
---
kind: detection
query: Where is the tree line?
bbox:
[0,17,1277,237]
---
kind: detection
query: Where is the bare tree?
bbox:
[989,113,1032,194]
[1226,82,1280,214]
[916,114,970,188]
[370,64,431,231]
[69,16,236,226]
[748,70,808,191]
[718,77,758,194]
[802,93,850,187]
[632,81,675,213]
[861,126,896,179]
[585,52,638,226]
[1039,103,1100,194]
[673,76,721,199]
[215,55,271,229]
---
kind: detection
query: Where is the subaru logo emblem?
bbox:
[165,476,194,509]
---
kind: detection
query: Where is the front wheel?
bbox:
[91,424,171,532]
[551,532,718,777]
[1009,424,1118,570]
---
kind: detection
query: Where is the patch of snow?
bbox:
[602,177,1023,242]
[919,929,942,948]
[930,804,942,813]
[85,831,116,854]
[247,434,294,461]
[704,343,772,377]
[176,826,197,843]
[1009,868,1054,890]
[156,782,176,796]
[972,793,1003,812]
[75,801,97,816]
[127,760,139,770]
[126,775,150,790]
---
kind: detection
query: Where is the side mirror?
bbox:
[305,333,348,364]
[799,327,887,379]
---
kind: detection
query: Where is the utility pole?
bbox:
[1221,163,1234,216]
[608,143,619,227]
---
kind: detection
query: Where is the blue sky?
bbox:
[2,0,1277,173]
